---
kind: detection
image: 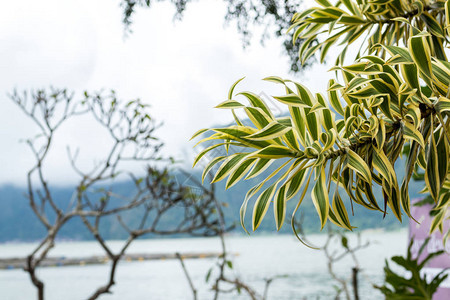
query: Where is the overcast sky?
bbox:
[0,0,334,185]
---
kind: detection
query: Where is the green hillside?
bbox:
[0,157,423,242]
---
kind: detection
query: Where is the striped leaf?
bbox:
[320,130,336,152]
[446,0,450,36]
[305,109,321,141]
[245,121,291,141]
[240,183,264,234]
[408,34,433,80]
[282,129,300,151]
[289,106,308,146]
[226,158,257,189]
[420,12,445,38]
[190,128,209,140]
[382,45,413,62]
[215,100,245,109]
[291,171,320,249]
[338,15,366,25]
[245,158,274,179]
[212,127,269,149]
[263,76,286,85]
[436,133,449,189]
[202,156,226,183]
[436,189,450,210]
[387,183,403,222]
[328,79,345,115]
[402,122,425,149]
[251,145,296,159]
[273,94,309,107]
[238,92,273,117]
[436,97,450,113]
[193,142,232,167]
[311,167,330,229]
[274,185,287,230]
[347,149,372,183]
[284,168,308,200]
[331,189,352,230]
[228,77,245,99]
[244,107,272,129]
[240,159,292,233]
[425,124,439,200]
[375,120,386,151]
[430,209,446,234]
[252,182,278,231]
[401,139,420,218]
[212,153,249,183]
[372,149,394,185]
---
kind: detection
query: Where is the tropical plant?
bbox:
[192,0,450,247]
[375,237,448,299]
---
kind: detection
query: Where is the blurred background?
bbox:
[0,1,445,300]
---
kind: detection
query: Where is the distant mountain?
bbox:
[0,159,424,242]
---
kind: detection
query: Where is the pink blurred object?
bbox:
[409,199,450,300]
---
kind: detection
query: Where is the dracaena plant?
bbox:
[192,0,450,247]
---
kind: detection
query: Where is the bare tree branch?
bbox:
[176,252,198,300]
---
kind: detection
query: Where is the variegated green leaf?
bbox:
[190,128,209,140]
[202,156,226,183]
[430,208,446,234]
[212,153,249,183]
[331,189,352,230]
[245,158,274,179]
[228,77,245,99]
[372,149,394,185]
[347,149,372,183]
[215,100,245,109]
[273,94,309,107]
[245,121,291,141]
[425,124,439,200]
[311,167,330,229]
[238,92,273,118]
[226,158,257,189]
[274,185,287,230]
[251,145,296,159]
[244,107,273,129]
[194,142,232,167]
[446,0,450,35]
[284,167,308,200]
[402,122,425,149]
[252,182,278,231]
[436,97,450,113]
[408,34,433,80]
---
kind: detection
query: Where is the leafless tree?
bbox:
[10,87,293,300]
[175,172,284,300]
[10,88,222,300]
[322,231,370,300]
[293,215,370,300]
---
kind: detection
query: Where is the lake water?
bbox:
[0,230,407,300]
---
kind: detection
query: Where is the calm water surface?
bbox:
[0,230,407,299]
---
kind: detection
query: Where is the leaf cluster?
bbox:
[192,0,450,244]
[291,0,449,64]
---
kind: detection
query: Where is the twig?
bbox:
[176,253,198,300]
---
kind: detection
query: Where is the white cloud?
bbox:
[0,0,334,185]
